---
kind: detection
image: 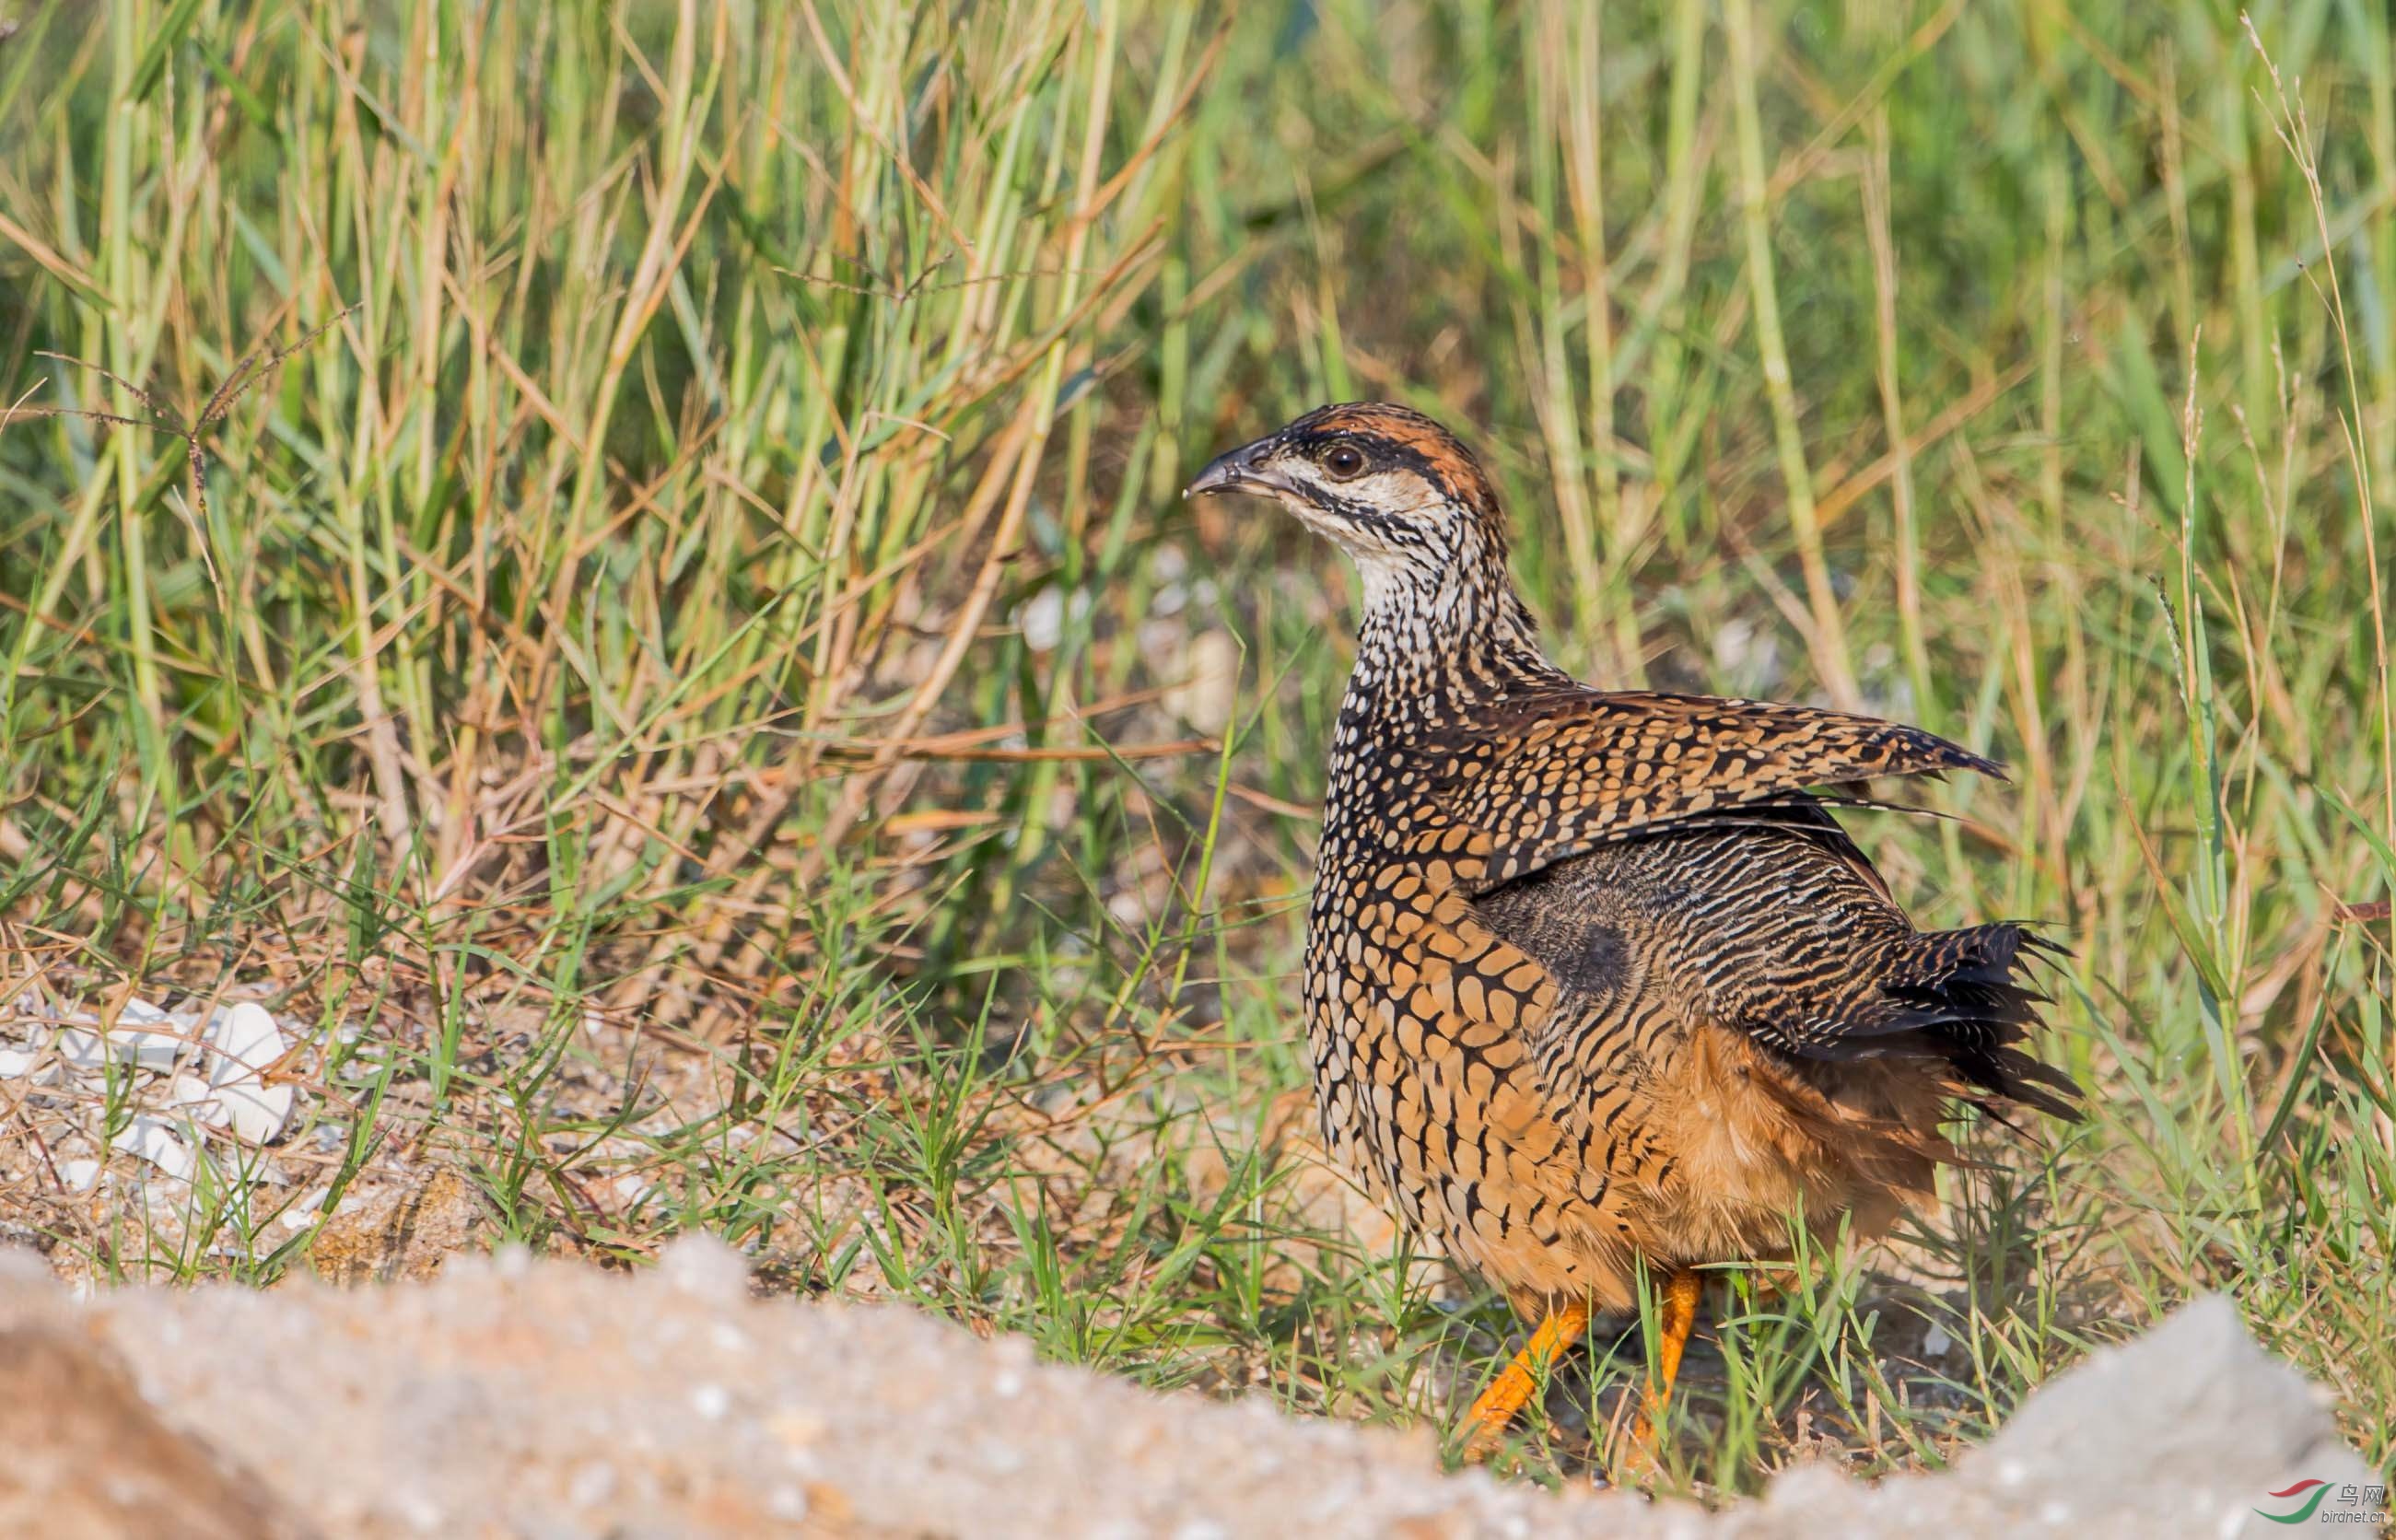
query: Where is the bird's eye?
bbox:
[1320,445,1367,481]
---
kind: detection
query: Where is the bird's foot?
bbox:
[1458,1299,1591,1464]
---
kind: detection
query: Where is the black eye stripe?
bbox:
[1283,430,1455,498]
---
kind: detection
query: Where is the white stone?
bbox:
[203,1003,295,1143]
[55,1007,190,1072]
[280,1186,332,1231]
[111,1115,201,1182]
[167,1072,233,1127]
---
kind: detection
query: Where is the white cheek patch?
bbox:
[1355,470,1437,515]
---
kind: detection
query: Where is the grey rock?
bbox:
[0,1248,2369,1538]
[1946,1294,2378,1536]
[1737,1295,2379,1536]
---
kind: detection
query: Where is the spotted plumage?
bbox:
[1187,402,2077,1463]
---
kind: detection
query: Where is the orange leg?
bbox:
[1616,1266,1703,1477]
[1460,1299,1591,1463]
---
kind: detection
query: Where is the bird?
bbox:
[1185,402,2077,1475]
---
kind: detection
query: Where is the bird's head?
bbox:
[1184,402,1513,611]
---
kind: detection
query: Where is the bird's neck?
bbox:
[1343,556,1569,729]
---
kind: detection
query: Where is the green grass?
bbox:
[3,0,2391,1499]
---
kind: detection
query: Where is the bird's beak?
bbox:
[1183,438,1287,499]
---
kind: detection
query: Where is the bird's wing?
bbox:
[1413,688,2001,896]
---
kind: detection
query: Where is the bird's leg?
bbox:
[1615,1266,1704,1477]
[1460,1298,1591,1463]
